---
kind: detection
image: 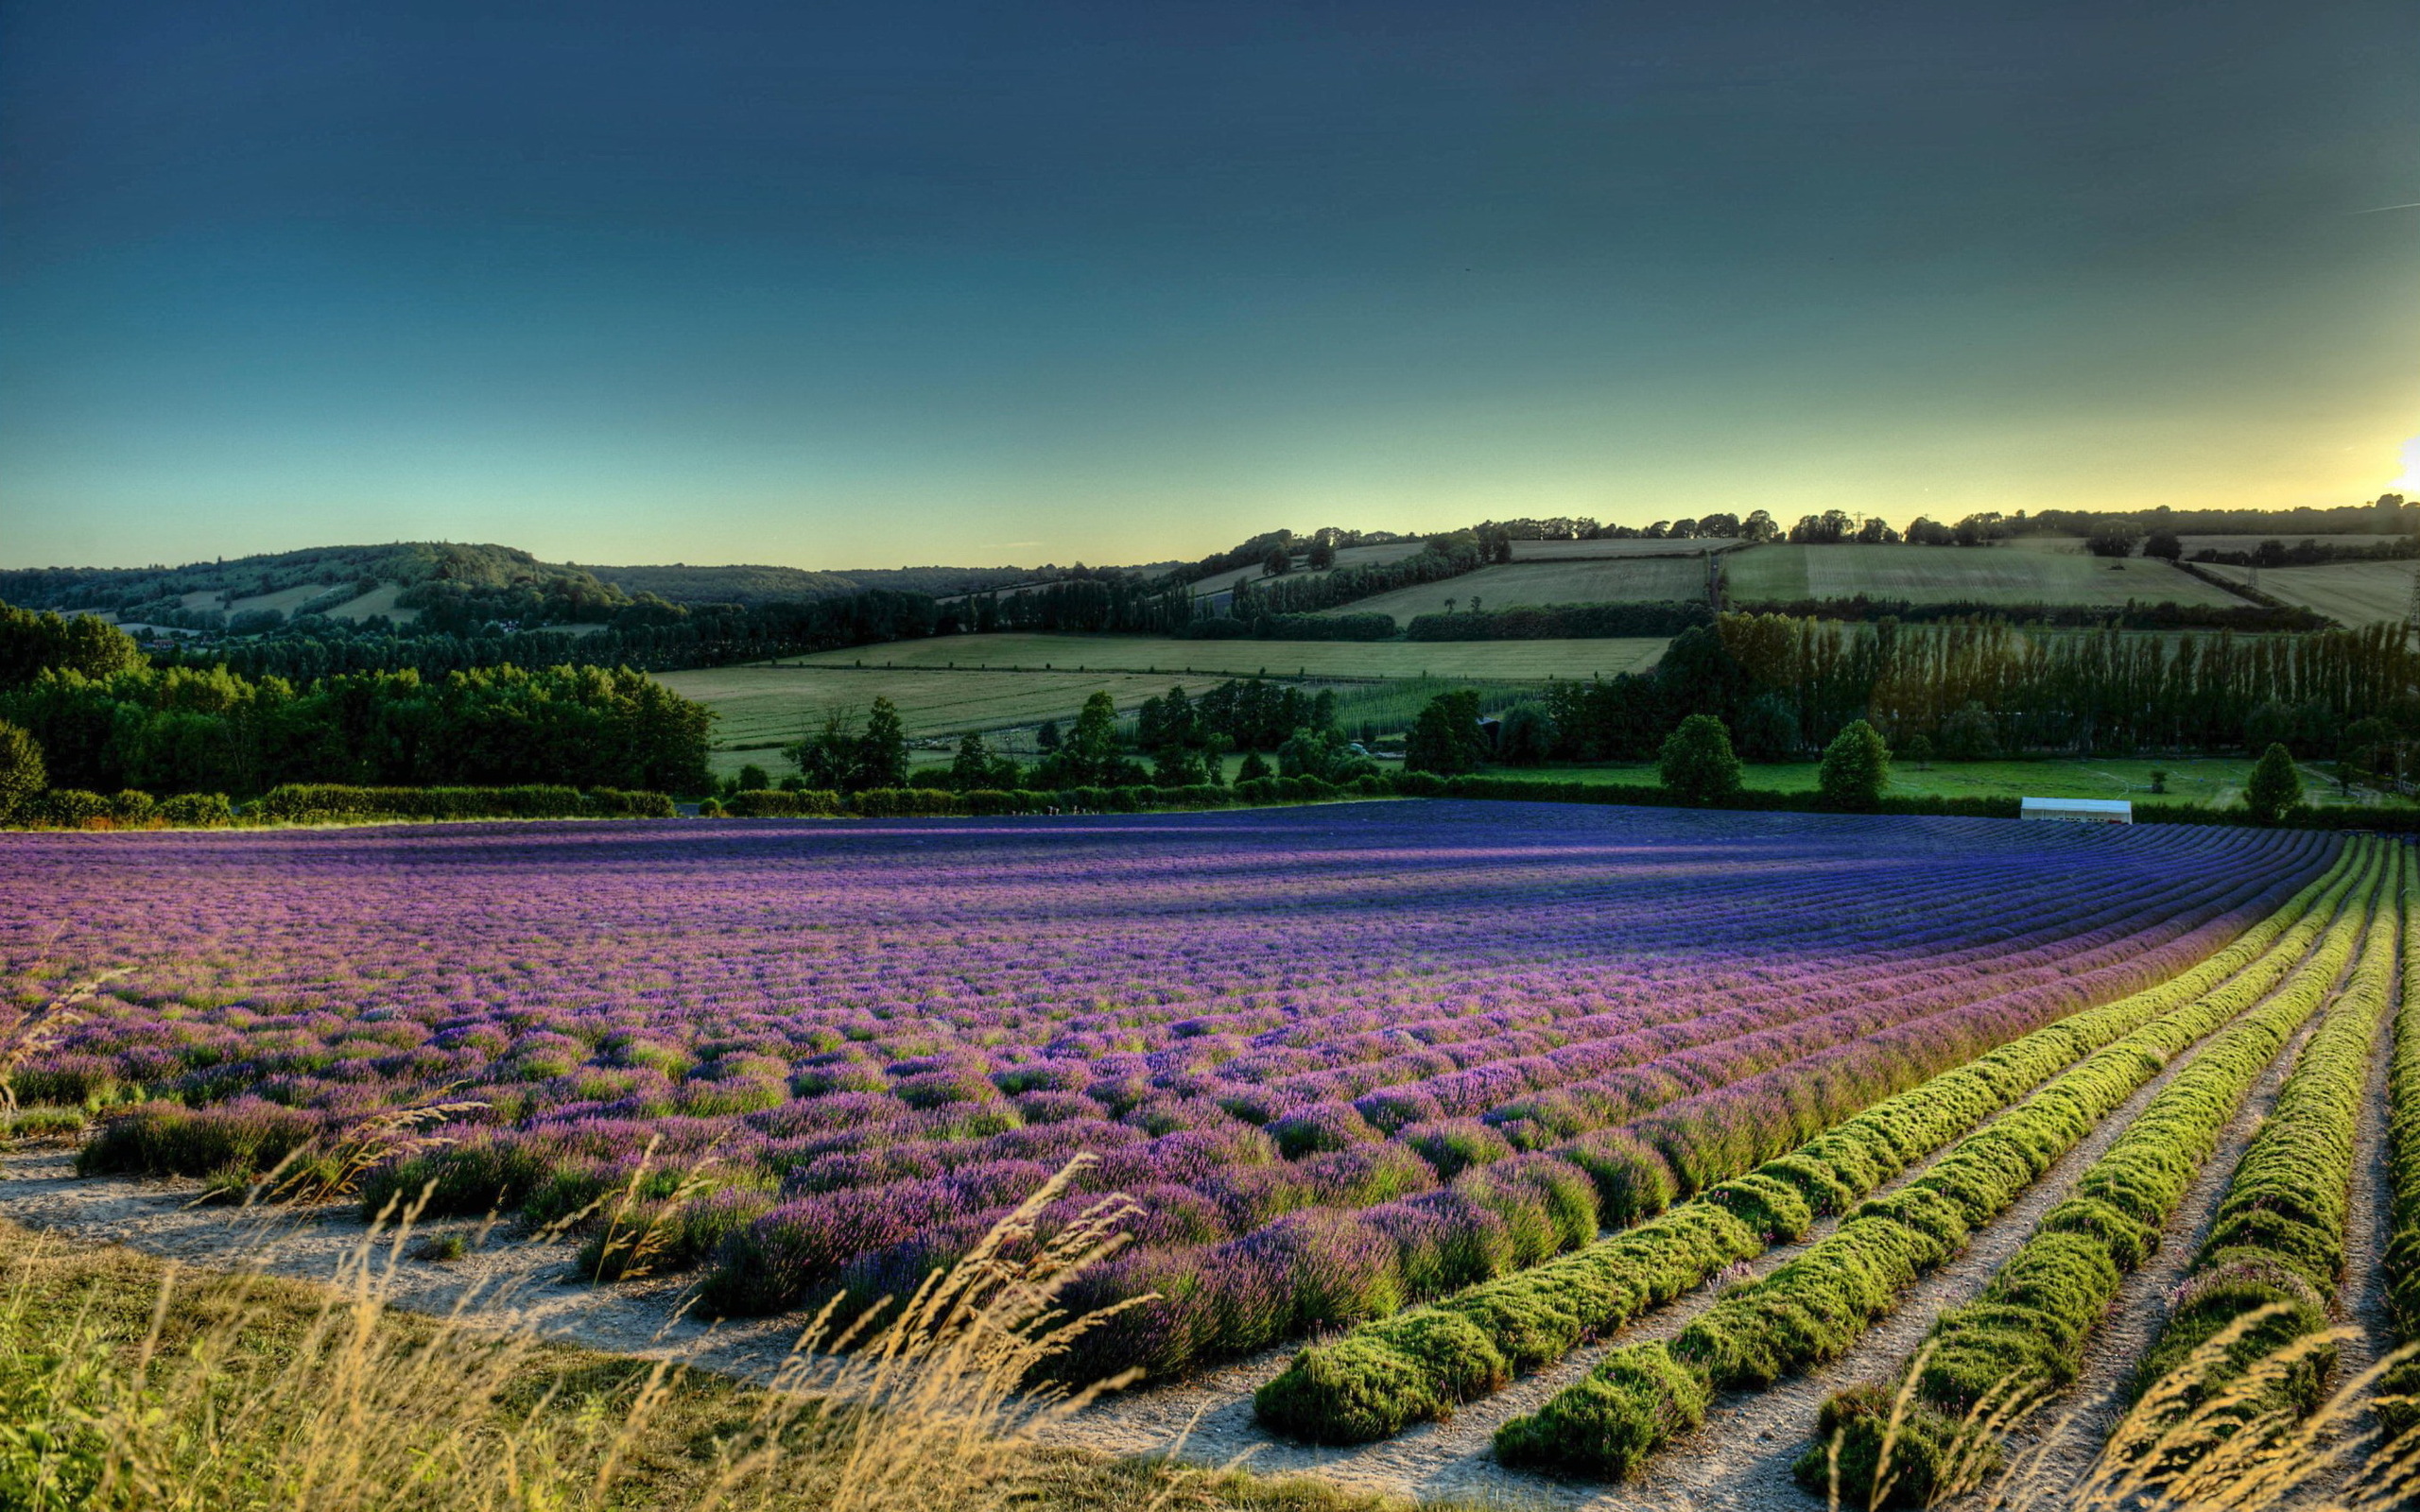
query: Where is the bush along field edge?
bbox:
[1248,844,2364,1445]
[1800,843,2403,1505]
[1483,839,2388,1481]
[12,769,2420,832]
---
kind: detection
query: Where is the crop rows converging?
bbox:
[1799,841,2400,1504]
[0,803,2339,1386]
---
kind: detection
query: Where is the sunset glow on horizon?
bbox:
[3,1,2414,572]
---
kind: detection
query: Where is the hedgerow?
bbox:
[1491,842,2384,1480]
[1250,846,2362,1445]
[251,784,676,821]
[1798,842,2400,1504]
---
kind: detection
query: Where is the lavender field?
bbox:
[0,803,2335,1383]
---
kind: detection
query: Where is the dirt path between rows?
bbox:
[0,1147,820,1383]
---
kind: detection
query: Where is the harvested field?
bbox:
[1322,557,1711,622]
[2199,559,2418,627]
[1723,542,2243,607]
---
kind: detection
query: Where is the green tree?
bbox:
[1236,750,1272,782]
[1034,692,1142,787]
[0,719,43,816]
[786,710,858,791]
[1151,744,1211,786]
[853,696,908,790]
[1657,713,1742,805]
[2245,742,2303,824]
[1496,702,1557,765]
[949,730,1020,790]
[1817,718,1891,811]
[1405,690,1486,775]
[0,604,147,690]
[735,764,770,792]
[1940,701,1997,762]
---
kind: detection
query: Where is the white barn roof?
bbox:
[2020,797,2133,822]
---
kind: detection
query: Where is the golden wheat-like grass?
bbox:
[1827,1305,2420,1511]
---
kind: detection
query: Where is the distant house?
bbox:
[2020,797,2132,824]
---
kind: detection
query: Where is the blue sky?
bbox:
[3,0,2415,570]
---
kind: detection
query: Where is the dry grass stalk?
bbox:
[0,1154,1156,1512]
[0,969,130,1113]
[1835,1304,2420,1511]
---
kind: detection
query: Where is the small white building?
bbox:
[2021,797,2133,824]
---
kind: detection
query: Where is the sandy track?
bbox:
[0,1147,816,1382]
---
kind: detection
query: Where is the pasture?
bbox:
[1722,541,2243,607]
[1323,556,1711,622]
[2198,559,2416,627]
[5,805,2391,1509]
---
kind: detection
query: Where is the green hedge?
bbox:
[726,789,845,817]
[1803,843,2401,1504]
[1249,847,2361,1446]
[1491,843,2384,1481]
[251,784,675,822]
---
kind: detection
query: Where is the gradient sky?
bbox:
[4,1,2416,572]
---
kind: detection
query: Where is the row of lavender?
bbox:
[2,801,2332,1377]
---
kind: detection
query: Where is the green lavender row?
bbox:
[2385,842,2420,1437]
[1803,842,2402,1505]
[1250,844,2362,1445]
[1491,840,2384,1481]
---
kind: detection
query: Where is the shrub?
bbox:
[157,792,236,827]
[2246,742,2303,824]
[726,788,842,817]
[1817,719,1890,811]
[1657,714,1742,806]
[0,719,43,817]
[18,789,109,829]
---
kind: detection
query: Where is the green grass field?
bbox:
[667,638,1606,778]
[1324,556,1711,621]
[779,632,1667,681]
[2198,559,2416,627]
[1495,755,2413,809]
[1721,541,2243,608]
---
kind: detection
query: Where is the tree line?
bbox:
[0,604,714,800]
[1392,614,2420,774]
